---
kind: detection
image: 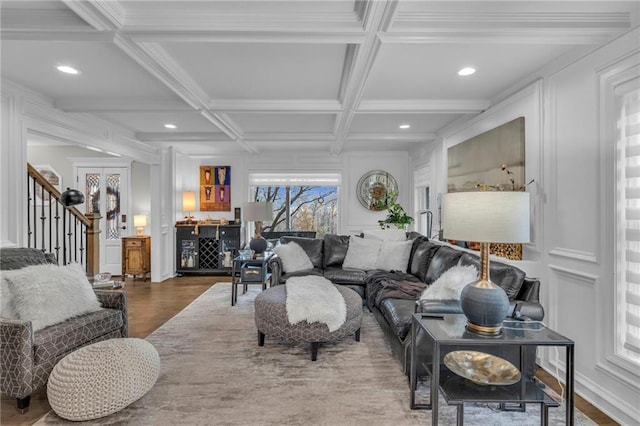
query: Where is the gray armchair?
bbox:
[0,248,127,411]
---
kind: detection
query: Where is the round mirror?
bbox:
[356,170,398,211]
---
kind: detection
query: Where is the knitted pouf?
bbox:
[47,338,160,421]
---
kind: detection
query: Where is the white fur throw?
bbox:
[376,239,413,273]
[419,264,479,301]
[0,276,18,319]
[342,236,382,270]
[4,262,102,331]
[273,242,314,273]
[286,276,346,332]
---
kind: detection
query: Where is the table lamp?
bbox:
[443,191,530,335]
[182,191,196,222]
[133,215,147,236]
[242,201,274,256]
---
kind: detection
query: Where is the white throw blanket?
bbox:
[285,276,347,332]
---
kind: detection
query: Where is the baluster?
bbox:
[39,185,46,252]
[54,201,61,262]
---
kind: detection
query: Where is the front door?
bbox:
[75,167,129,276]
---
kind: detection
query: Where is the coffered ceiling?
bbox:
[2,0,638,156]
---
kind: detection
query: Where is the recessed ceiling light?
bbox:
[86,145,103,153]
[399,124,411,129]
[458,67,476,76]
[164,123,177,129]
[56,65,79,75]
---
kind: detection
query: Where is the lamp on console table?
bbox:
[182,191,196,223]
[242,201,274,257]
[133,215,147,236]
[443,191,530,336]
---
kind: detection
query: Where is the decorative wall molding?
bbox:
[549,248,598,264]
[548,264,598,286]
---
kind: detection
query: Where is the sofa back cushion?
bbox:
[458,253,526,300]
[323,234,350,268]
[424,246,463,285]
[409,240,441,283]
[280,236,324,269]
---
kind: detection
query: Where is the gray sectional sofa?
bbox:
[0,248,128,410]
[268,233,544,377]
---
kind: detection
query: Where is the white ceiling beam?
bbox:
[0,8,94,31]
[121,11,362,31]
[136,132,230,142]
[127,32,366,44]
[0,30,115,42]
[55,99,194,113]
[210,100,343,113]
[244,133,335,141]
[393,11,631,27]
[331,0,399,155]
[113,38,253,152]
[358,99,489,113]
[379,30,626,45]
[61,0,125,31]
[347,133,436,142]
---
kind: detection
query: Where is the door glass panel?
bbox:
[85,173,101,214]
[106,174,121,240]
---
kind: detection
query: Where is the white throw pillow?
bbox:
[0,276,18,319]
[273,242,314,273]
[376,240,413,273]
[419,264,479,301]
[362,229,407,241]
[5,262,102,331]
[342,236,382,270]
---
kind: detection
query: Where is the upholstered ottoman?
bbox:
[47,338,160,421]
[254,281,362,361]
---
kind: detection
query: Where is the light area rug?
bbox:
[36,283,594,425]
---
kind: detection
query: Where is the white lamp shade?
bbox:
[182,191,196,211]
[443,191,530,243]
[242,202,274,222]
[133,215,147,227]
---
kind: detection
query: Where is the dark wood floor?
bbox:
[1,276,618,425]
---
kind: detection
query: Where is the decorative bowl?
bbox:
[443,350,521,386]
[94,272,112,283]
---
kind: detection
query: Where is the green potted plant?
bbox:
[377,192,414,230]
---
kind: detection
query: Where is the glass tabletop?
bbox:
[414,314,574,346]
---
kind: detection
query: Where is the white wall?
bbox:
[433,27,640,424]
[173,151,412,239]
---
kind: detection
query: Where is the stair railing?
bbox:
[26,164,101,277]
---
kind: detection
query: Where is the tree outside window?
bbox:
[252,186,338,237]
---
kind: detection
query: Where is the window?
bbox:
[617,86,640,363]
[249,173,340,238]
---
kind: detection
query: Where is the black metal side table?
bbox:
[410,314,574,425]
[231,252,273,306]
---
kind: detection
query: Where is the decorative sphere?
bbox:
[460,282,509,330]
[249,237,268,254]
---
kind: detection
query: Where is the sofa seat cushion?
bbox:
[379,298,416,340]
[33,308,124,364]
[324,266,368,285]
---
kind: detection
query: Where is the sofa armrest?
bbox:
[417,299,544,321]
[0,318,34,398]
[95,290,128,337]
[268,256,284,286]
[508,301,545,321]
[416,299,463,315]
